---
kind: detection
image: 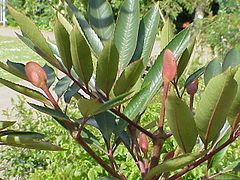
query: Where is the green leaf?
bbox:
[96,39,119,96]
[96,177,117,180]
[114,59,144,96]
[195,69,237,145]
[54,18,73,71]
[54,76,72,98]
[208,124,231,169]
[212,174,240,180]
[0,121,16,131]
[145,151,205,180]
[228,68,240,125]
[114,0,140,70]
[166,93,198,153]
[0,131,46,139]
[159,18,174,51]
[88,0,115,43]
[177,38,195,80]
[29,103,71,122]
[70,25,93,85]
[43,64,55,88]
[0,78,50,105]
[222,48,240,72]
[204,59,222,86]
[57,12,73,34]
[64,83,80,103]
[126,27,192,120]
[81,128,101,147]
[7,5,61,69]
[223,160,240,172]
[95,111,117,142]
[184,66,206,88]
[0,61,28,81]
[131,4,160,67]
[95,91,132,115]
[65,0,103,57]
[0,131,63,151]
[123,84,150,120]
[78,98,102,117]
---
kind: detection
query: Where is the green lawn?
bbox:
[0,36,44,82]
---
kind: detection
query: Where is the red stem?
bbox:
[159,81,169,129]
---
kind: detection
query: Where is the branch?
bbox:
[73,133,123,179]
[168,132,239,180]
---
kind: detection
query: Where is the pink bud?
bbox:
[162,49,177,82]
[139,133,149,154]
[186,79,198,95]
[25,62,47,88]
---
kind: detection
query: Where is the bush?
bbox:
[1,0,240,179]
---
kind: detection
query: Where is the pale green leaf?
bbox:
[114,0,140,70]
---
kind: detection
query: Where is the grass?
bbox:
[0,36,44,82]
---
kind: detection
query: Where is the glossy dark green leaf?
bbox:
[7,5,61,69]
[222,48,240,72]
[204,59,222,86]
[54,18,72,71]
[78,98,102,117]
[64,83,80,103]
[177,39,195,80]
[81,128,101,147]
[95,111,117,142]
[70,25,93,85]
[0,121,16,131]
[0,131,46,139]
[184,66,206,88]
[96,91,132,115]
[123,84,150,120]
[88,0,115,42]
[96,39,119,96]
[126,27,192,120]
[0,61,27,81]
[114,59,144,96]
[65,0,103,57]
[159,18,174,51]
[29,103,71,122]
[0,78,50,105]
[114,0,140,70]
[228,68,240,125]
[195,69,237,145]
[131,4,160,67]
[43,64,55,88]
[208,124,230,169]
[166,93,197,153]
[145,151,206,180]
[54,76,72,98]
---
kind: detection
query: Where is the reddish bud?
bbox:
[25,62,47,88]
[186,79,198,95]
[162,49,177,82]
[139,133,149,154]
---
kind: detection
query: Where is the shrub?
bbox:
[0,0,240,179]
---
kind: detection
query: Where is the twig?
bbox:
[168,132,239,180]
[73,134,123,179]
[129,126,146,178]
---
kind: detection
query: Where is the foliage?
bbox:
[1,0,240,179]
